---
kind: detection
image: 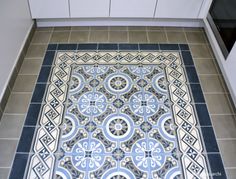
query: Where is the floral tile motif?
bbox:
[12,44,226,179]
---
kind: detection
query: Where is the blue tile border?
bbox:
[208,154,227,179]
[195,104,212,126]
[16,126,36,153]
[24,104,42,126]
[10,43,226,179]
[42,51,55,66]
[9,154,29,179]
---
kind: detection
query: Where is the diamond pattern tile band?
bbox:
[10,44,226,179]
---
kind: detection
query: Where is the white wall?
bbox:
[225,43,236,102]
[0,0,33,100]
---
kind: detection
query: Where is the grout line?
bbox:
[127,29,130,43]
[163,28,169,43]
[68,28,72,43]
[217,138,236,141]
[146,27,150,43]
[225,167,236,169]
[0,138,19,140]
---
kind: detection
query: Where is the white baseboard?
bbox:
[36,18,204,27]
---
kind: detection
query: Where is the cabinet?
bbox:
[70,0,110,18]
[29,0,69,18]
[110,0,157,18]
[155,0,204,18]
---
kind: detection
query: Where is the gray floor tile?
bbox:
[0,168,10,179]
[19,59,43,75]
[183,27,204,32]
[0,114,25,138]
[5,93,32,114]
[165,27,184,32]
[36,27,53,32]
[129,31,148,43]
[90,26,109,31]
[71,26,90,31]
[109,31,128,42]
[12,75,37,92]
[25,45,47,58]
[205,94,233,114]
[211,115,236,139]
[146,26,165,31]
[226,168,236,179]
[89,31,108,42]
[109,26,128,31]
[0,139,18,167]
[69,31,89,43]
[31,31,52,44]
[194,59,218,74]
[199,75,225,93]
[53,26,71,31]
[50,32,70,43]
[147,31,167,43]
[218,140,236,168]
[185,31,207,44]
[128,26,146,31]
[190,44,213,58]
[166,31,187,43]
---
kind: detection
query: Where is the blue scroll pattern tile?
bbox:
[26,51,210,179]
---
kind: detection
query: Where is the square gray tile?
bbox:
[148,31,167,43]
[0,114,25,138]
[0,168,10,179]
[190,44,213,58]
[89,31,108,42]
[25,45,47,58]
[5,93,32,114]
[185,31,207,44]
[166,31,187,43]
[205,94,233,114]
[226,168,236,179]
[31,31,52,44]
[218,140,236,168]
[194,59,218,74]
[69,31,89,43]
[12,75,37,92]
[109,31,128,42]
[129,31,148,43]
[199,75,225,93]
[19,59,43,75]
[50,32,70,43]
[211,115,236,138]
[0,139,18,167]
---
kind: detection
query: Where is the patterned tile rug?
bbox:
[10,44,226,179]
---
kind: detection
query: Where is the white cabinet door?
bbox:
[110,0,157,18]
[70,0,110,18]
[155,0,203,18]
[29,0,69,18]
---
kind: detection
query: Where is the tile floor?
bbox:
[0,26,236,178]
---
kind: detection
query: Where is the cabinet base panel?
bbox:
[36,18,203,27]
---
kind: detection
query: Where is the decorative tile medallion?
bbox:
[10,44,226,179]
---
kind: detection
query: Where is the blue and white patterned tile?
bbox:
[25,50,212,179]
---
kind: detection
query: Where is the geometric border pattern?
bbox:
[9,43,227,179]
